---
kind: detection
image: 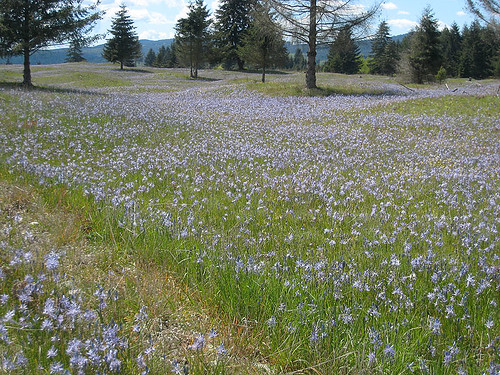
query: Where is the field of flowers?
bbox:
[0,64,499,374]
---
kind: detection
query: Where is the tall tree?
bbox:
[0,0,101,86]
[369,21,399,75]
[460,20,499,78]
[293,48,306,70]
[175,0,212,78]
[102,5,142,70]
[266,0,380,89]
[66,37,85,63]
[237,4,288,82]
[439,23,462,77]
[408,6,442,83]
[144,48,156,67]
[324,26,362,74]
[214,0,256,70]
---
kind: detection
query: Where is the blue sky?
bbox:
[91,0,478,41]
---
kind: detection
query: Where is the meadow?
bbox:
[0,63,499,374]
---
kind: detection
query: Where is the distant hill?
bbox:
[0,35,407,65]
[287,33,407,62]
[0,39,175,65]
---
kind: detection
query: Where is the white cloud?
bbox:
[126,8,169,24]
[139,30,170,40]
[129,0,184,6]
[174,3,190,22]
[387,18,418,30]
[398,10,410,15]
[457,11,466,16]
[382,2,397,10]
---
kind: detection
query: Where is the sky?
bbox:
[90,0,479,42]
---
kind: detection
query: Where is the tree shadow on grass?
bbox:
[0,81,108,96]
[306,85,402,97]
[240,69,290,75]
[113,68,154,74]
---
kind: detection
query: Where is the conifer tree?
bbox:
[214,0,256,70]
[460,21,497,79]
[155,46,167,67]
[408,6,442,83]
[237,4,287,82]
[145,48,156,67]
[0,0,101,86]
[324,27,362,74]
[175,0,211,78]
[440,23,462,77]
[369,21,399,76]
[103,5,142,70]
[66,37,86,63]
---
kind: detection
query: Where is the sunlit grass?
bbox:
[0,64,498,374]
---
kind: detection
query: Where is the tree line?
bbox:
[324,8,500,83]
[1,0,498,87]
[109,2,500,85]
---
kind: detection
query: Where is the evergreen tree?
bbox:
[165,44,178,67]
[460,21,498,79]
[237,4,288,82]
[369,21,399,75]
[214,0,255,70]
[408,6,442,83]
[324,27,362,74]
[0,0,101,86]
[155,46,167,67]
[440,23,462,77]
[66,37,86,63]
[145,48,156,67]
[102,5,142,70]
[175,0,212,78]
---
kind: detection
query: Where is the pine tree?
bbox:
[0,0,101,86]
[237,4,287,82]
[324,27,362,74]
[369,21,399,76]
[102,5,142,70]
[408,6,442,83]
[440,23,462,77]
[145,49,156,67]
[175,0,212,78]
[155,46,167,67]
[460,21,498,79]
[214,0,255,70]
[66,37,86,63]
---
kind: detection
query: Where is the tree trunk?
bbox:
[120,61,124,70]
[262,65,266,83]
[23,47,32,87]
[306,0,317,89]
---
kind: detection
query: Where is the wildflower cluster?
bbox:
[0,69,498,372]
[0,242,154,374]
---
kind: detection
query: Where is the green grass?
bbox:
[33,70,132,88]
[246,80,389,96]
[376,94,500,116]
